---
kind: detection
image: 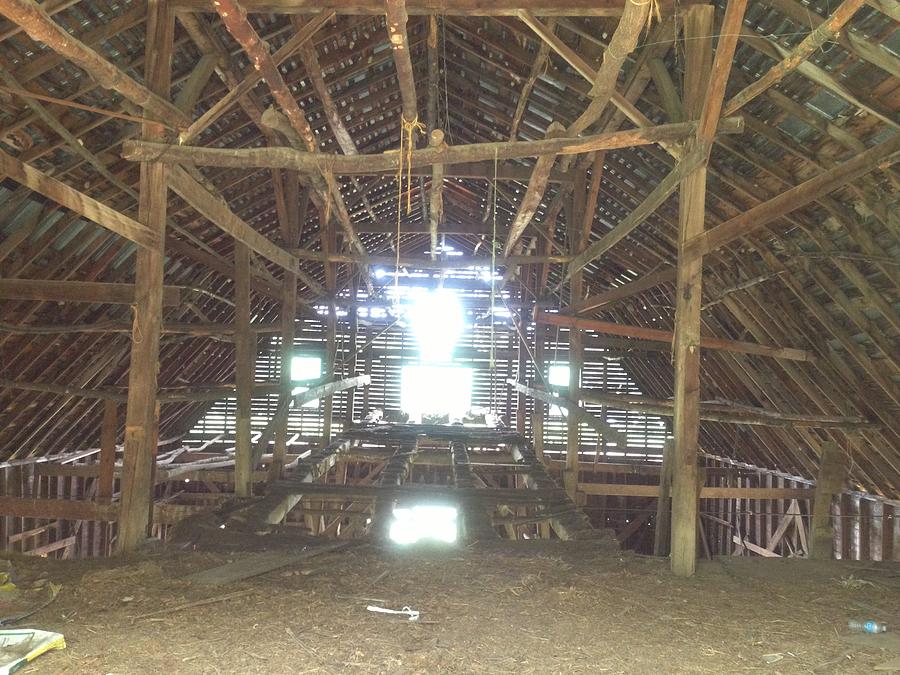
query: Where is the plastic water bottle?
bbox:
[848,620,887,633]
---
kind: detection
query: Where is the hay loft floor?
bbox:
[9,541,900,674]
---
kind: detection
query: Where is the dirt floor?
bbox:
[2,538,899,674]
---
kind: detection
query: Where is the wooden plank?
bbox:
[578,483,815,500]
[186,541,354,585]
[535,311,814,361]
[0,279,181,306]
[0,497,118,521]
[809,442,850,559]
[168,165,299,274]
[0,148,159,248]
[117,0,173,554]
[98,400,117,503]
[653,439,673,556]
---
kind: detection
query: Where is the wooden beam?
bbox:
[578,483,816,500]
[685,133,900,258]
[561,0,650,135]
[0,497,119,521]
[575,388,875,429]
[0,148,159,249]
[0,0,188,127]
[386,0,419,122]
[568,267,676,315]
[234,241,254,498]
[167,165,300,274]
[723,0,867,116]
[117,0,173,554]
[122,119,743,172]
[503,122,565,256]
[98,400,117,503]
[809,442,850,559]
[0,279,180,306]
[653,439,673,555]
[535,311,814,361]
[670,4,714,578]
[171,0,683,15]
[507,379,627,447]
[428,129,445,258]
[180,12,334,143]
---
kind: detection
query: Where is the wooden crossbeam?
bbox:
[535,311,815,361]
[578,483,815,500]
[0,279,181,306]
[0,148,159,249]
[685,133,900,258]
[167,166,300,274]
[121,119,743,173]
[0,0,188,127]
[567,267,676,314]
[171,0,689,15]
[386,0,418,122]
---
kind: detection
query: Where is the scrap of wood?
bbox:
[185,541,355,585]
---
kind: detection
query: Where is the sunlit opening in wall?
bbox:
[400,364,472,421]
[388,504,459,545]
[407,288,464,362]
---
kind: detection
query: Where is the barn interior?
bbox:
[0,0,898,672]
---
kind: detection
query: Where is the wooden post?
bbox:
[116,0,172,554]
[323,303,337,443]
[883,504,895,562]
[653,438,674,556]
[272,173,301,482]
[532,319,546,460]
[809,442,849,559]
[670,4,713,577]
[98,400,117,504]
[234,241,253,497]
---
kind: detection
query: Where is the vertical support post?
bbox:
[564,168,587,500]
[323,303,337,443]
[809,441,849,559]
[116,0,172,553]
[671,4,714,577]
[272,173,301,481]
[882,504,895,562]
[532,319,546,460]
[234,241,254,497]
[515,303,528,435]
[345,279,359,426]
[653,438,674,556]
[98,400,117,504]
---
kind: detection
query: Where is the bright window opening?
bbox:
[290,355,322,408]
[389,504,459,545]
[548,364,570,387]
[400,364,472,421]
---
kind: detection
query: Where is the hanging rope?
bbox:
[394,115,425,296]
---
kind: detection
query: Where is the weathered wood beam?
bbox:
[808,442,850,559]
[578,484,816,500]
[117,0,173,555]
[0,279,181,306]
[234,241,254,498]
[0,320,281,336]
[575,388,874,429]
[171,0,683,15]
[0,497,119,521]
[0,0,188,127]
[0,148,159,249]
[507,379,627,447]
[122,119,743,172]
[723,0,867,116]
[386,0,419,122]
[535,311,812,361]
[167,165,301,275]
[180,12,335,143]
[428,129,445,258]
[567,267,676,315]
[503,122,565,256]
[561,0,650,135]
[509,18,555,140]
[685,133,900,258]
[98,400,117,503]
